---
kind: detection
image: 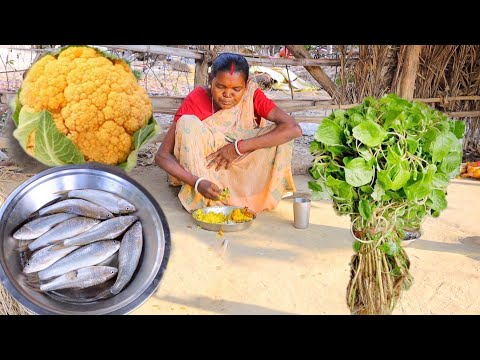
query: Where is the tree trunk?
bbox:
[194,45,210,88]
[396,45,422,100]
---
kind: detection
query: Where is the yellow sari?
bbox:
[172,81,295,212]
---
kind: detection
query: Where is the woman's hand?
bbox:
[197,179,222,200]
[233,107,303,154]
[206,143,239,171]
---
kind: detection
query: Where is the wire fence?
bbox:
[0,45,197,97]
[0,45,340,96]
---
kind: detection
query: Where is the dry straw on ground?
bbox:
[0,205,32,315]
[0,284,33,315]
[0,166,34,315]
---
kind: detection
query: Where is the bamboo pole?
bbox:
[102,45,204,60]
[448,111,480,118]
[415,95,480,103]
[244,56,356,67]
[4,91,480,106]
[293,110,480,123]
[3,91,480,114]
[3,92,480,117]
[286,45,339,99]
[3,45,393,68]
[102,45,361,67]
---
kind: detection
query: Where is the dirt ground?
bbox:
[134,170,480,315]
[1,167,479,314]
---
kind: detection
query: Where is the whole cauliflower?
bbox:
[12,45,157,169]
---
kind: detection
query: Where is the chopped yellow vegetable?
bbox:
[218,188,231,201]
[228,208,254,222]
[193,211,226,223]
[193,207,254,224]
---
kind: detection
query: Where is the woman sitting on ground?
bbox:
[155,53,302,213]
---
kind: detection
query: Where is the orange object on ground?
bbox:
[460,161,480,179]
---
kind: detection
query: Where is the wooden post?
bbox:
[286,45,338,99]
[396,45,422,100]
[194,45,210,88]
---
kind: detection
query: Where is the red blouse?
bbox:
[173,86,276,125]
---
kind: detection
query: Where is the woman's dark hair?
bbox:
[210,53,249,82]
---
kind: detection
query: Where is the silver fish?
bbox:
[39,266,118,292]
[62,215,138,247]
[61,189,136,214]
[96,252,118,267]
[28,217,101,252]
[39,240,121,281]
[111,221,143,295]
[23,244,80,274]
[38,199,114,220]
[13,213,77,240]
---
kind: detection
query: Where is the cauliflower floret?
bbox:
[19,46,153,165]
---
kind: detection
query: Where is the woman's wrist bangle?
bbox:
[194,177,205,193]
[234,139,244,156]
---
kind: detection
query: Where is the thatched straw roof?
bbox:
[336,45,480,159]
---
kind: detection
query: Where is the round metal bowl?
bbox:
[192,205,256,232]
[0,163,170,315]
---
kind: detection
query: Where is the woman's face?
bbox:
[210,71,247,110]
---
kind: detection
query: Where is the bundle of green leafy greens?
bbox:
[308,94,464,314]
